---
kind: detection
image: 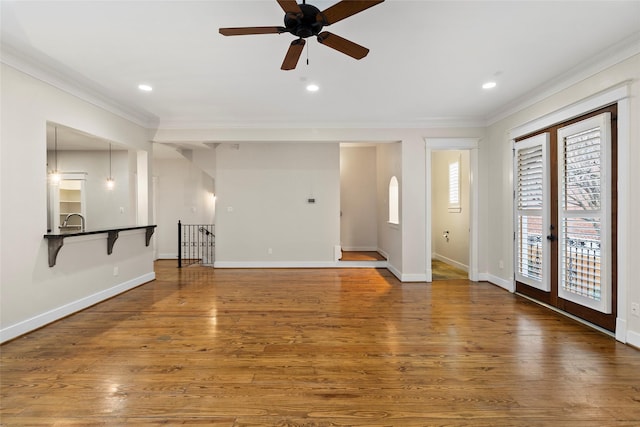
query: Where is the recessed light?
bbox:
[138,84,153,92]
[482,81,497,90]
[306,84,319,92]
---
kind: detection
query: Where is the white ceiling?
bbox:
[2,0,640,130]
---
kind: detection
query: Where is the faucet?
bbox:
[62,213,85,232]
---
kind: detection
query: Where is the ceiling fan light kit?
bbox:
[219,0,384,70]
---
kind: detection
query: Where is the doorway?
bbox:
[514,104,618,331]
[339,143,380,258]
[431,150,470,280]
[425,138,480,283]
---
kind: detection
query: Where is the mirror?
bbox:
[46,123,136,233]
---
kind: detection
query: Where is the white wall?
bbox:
[431,150,470,270]
[215,142,340,265]
[376,142,403,274]
[153,157,215,258]
[484,54,640,345]
[0,64,154,342]
[340,146,378,251]
[152,127,485,281]
[178,147,216,180]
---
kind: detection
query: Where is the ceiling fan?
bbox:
[219,0,384,70]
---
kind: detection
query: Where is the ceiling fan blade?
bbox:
[281,39,305,70]
[317,31,369,60]
[219,26,285,36]
[320,0,384,25]
[277,0,302,14]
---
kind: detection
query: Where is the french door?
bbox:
[514,105,617,331]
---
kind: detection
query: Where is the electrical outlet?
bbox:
[631,302,640,317]
[499,260,504,269]
[268,248,273,255]
[113,266,119,276]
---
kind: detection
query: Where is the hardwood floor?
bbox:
[1,261,639,426]
[340,251,386,261]
[431,259,468,280]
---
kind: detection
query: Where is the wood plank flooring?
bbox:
[340,251,386,261]
[432,259,468,280]
[1,261,639,426]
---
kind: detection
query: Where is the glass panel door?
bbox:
[514,133,550,291]
[557,113,612,313]
[514,105,617,331]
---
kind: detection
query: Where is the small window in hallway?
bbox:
[389,176,399,224]
[448,158,461,213]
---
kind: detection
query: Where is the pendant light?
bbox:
[106,143,115,189]
[50,126,61,184]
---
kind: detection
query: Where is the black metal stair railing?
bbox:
[178,220,215,268]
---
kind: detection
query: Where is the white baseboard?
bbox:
[386,263,402,281]
[400,273,427,282]
[0,272,155,343]
[616,317,627,343]
[214,260,387,269]
[626,329,640,349]
[386,261,426,282]
[215,261,346,268]
[485,273,515,292]
[432,253,469,272]
[158,253,178,259]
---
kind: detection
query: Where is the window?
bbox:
[388,176,399,224]
[448,158,461,212]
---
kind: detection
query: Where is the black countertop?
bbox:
[44,224,156,239]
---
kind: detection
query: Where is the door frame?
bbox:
[509,83,630,342]
[425,138,480,282]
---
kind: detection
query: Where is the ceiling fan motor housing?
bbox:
[284,3,324,38]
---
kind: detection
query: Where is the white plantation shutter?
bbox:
[518,147,543,210]
[514,133,550,291]
[448,159,461,212]
[557,113,611,313]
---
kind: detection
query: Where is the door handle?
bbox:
[547,225,556,241]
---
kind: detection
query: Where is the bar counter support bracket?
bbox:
[145,226,155,247]
[107,231,119,255]
[47,237,65,268]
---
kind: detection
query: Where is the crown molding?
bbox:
[486,31,640,126]
[1,42,159,129]
[156,116,487,131]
